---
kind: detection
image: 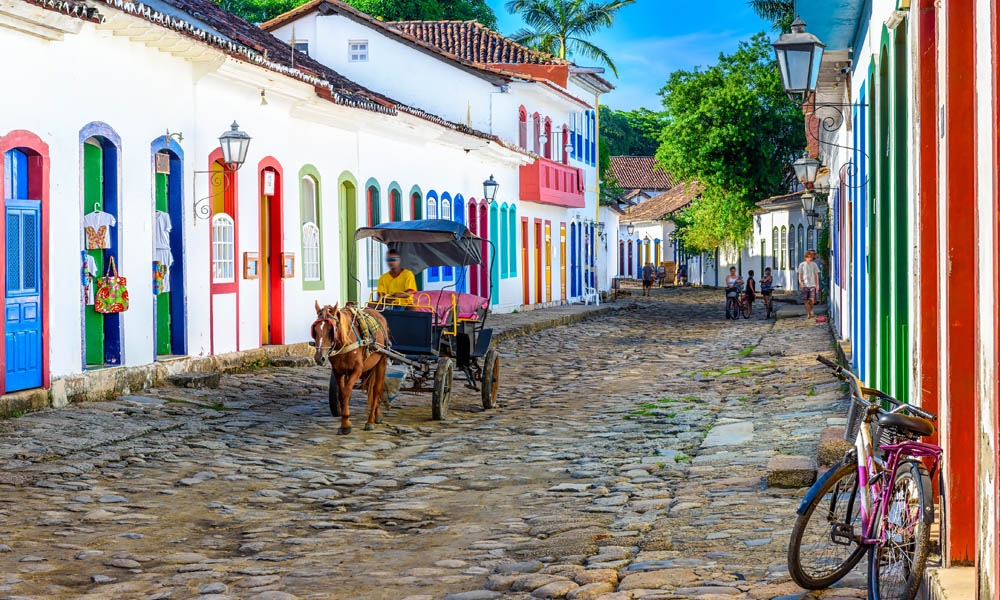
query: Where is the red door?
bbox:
[534,219,542,304]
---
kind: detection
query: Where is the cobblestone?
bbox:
[0,289,864,599]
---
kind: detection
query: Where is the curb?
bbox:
[492,303,630,343]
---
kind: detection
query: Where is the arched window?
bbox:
[806,226,815,253]
[299,171,322,285]
[543,117,552,159]
[772,227,779,268]
[532,112,541,154]
[389,186,402,221]
[489,201,499,302]
[499,204,509,278]
[780,226,788,270]
[518,106,528,150]
[797,224,805,263]
[427,191,439,282]
[211,213,235,283]
[561,124,570,164]
[367,185,380,226]
[760,239,766,276]
[441,193,453,281]
[411,190,422,220]
[508,205,517,276]
[366,183,381,286]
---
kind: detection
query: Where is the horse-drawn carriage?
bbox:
[311,219,501,434]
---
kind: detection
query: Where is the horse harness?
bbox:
[316,306,387,358]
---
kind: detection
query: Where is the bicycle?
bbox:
[725,286,743,320]
[761,286,776,319]
[787,356,941,600]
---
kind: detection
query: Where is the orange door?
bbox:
[559,223,567,300]
[534,219,542,304]
[521,217,529,305]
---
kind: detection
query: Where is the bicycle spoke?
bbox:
[872,466,928,600]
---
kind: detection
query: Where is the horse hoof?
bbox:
[338,426,352,435]
[375,415,384,424]
[364,423,374,431]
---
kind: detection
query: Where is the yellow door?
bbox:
[559,223,567,300]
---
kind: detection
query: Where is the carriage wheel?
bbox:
[480,349,500,410]
[431,358,454,421]
[328,370,341,417]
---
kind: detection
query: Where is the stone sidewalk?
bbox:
[0,288,863,600]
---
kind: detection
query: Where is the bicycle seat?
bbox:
[877,413,935,438]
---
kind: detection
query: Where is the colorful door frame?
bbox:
[208,148,239,355]
[151,136,186,358]
[560,223,567,300]
[520,217,529,305]
[544,220,552,302]
[533,219,542,304]
[479,202,489,296]
[0,130,49,393]
[338,172,359,303]
[258,157,285,346]
[80,122,122,367]
[489,202,499,305]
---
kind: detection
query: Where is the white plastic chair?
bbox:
[583,286,600,306]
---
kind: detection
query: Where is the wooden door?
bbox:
[259,165,284,346]
[560,223,567,300]
[4,198,41,391]
[544,221,552,302]
[534,219,542,304]
[521,218,529,305]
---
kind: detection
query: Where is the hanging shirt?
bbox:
[82,254,97,305]
[83,211,116,249]
[153,211,173,293]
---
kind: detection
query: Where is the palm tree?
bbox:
[504,0,635,77]
[747,0,794,32]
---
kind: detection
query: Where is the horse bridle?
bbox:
[311,310,367,357]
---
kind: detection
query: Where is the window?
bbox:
[807,226,815,252]
[211,213,235,283]
[390,187,402,221]
[302,223,320,281]
[518,106,528,150]
[411,192,422,220]
[760,239,766,275]
[543,117,552,159]
[294,41,309,55]
[427,192,439,282]
[780,226,787,270]
[500,204,509,277]
[788,224,797,270]
[441,194,453,281]
[532,112,541,154]
[367,185,380,226]
[797,224,805,263]
[349,40,368,62]
[300,173,322,285]
[561,124,569,164]
[772,227,779,268]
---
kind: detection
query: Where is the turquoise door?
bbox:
[4,196,42,392]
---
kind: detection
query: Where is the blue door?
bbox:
[5,199,42,391]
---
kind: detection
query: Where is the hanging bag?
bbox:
[95,256,129,314]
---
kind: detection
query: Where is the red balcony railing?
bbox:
[519,157,585,208]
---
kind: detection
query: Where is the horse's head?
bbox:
[310,300,340,366]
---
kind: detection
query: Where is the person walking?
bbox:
[641,262,655,296]
[797,250,821,319]
[744,269,756,314]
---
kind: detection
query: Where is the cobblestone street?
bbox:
[0,289,865,600]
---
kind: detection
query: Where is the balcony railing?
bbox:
[519,157,585,208]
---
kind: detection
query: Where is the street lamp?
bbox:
[626,222,636,237]
[806,211,817,228]
[564,142,574,156]
[483,175,499,202]
[793,154,820,188]
[772,17,825,105]
[801,191,816,214]
[219,121,252,170]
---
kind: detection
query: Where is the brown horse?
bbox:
[310,301,389,434]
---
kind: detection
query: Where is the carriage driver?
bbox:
[377,249,417,303]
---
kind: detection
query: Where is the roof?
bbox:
[391,20,567,66]
[21,0,529,153]
[609,156,677,191]
[755,191,805,213]
[626,181,702,222]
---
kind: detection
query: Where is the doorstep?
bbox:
[920,566,976,600]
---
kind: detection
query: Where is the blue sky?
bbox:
[485,0,774,111]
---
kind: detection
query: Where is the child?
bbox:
[745,269,756,311]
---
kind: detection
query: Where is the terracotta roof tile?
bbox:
[391,20,567,65]
[627,181,702,222]
[755,190,804,213]
[610,156,676,191]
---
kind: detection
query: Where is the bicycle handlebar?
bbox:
[814,355,938,422]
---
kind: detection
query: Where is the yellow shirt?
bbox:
[377,269,417,298]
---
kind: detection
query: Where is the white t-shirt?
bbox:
[83,211,116,249]
[726,275,739,287]
[797,261,821,288]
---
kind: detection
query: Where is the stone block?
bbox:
[532,580,579,598]
[566,582,615,600]
[701,422,754,448]
[766,455,817,488]
[617,568,697,590]
[166,372,221,389]
[270,356,311,368]
[818,427,852,466]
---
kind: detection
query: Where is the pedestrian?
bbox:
[744,269,756,313]
[797,249,821,319]
[760,267,774,316]
[656,263,666,288]
[641,262,654,296]
[724,267,742,320]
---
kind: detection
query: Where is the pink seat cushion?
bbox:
[416,290,488,326]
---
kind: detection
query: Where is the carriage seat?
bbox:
[413,290,488,326]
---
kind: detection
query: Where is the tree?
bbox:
[599,106,665,157]
[655,33,804,252]
[504,0,636,76]
[747,0,793,32]
[219,0,498,28]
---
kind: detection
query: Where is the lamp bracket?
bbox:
[804,102,871,190]
[191,167,238,224]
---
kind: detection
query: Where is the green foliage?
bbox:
[504,0,636,76]
[599,105,665,157]
[656,33,804,252]
[747,0,794,32]
[218,0,497,27]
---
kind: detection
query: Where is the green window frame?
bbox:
[299,165,324,291]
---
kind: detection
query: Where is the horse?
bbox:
[310,301,389,434]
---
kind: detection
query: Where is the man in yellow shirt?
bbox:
[377,250,417,302]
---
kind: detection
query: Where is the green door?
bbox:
[339,181,358,303]
[84,143,104,366]
[155,172,171,355]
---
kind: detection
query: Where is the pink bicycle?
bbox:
[787,356,942,600]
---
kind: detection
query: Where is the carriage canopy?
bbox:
[355,219,483,273]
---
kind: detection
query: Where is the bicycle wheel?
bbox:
[726,297,738,320]
[741,298,751,319]
[868,460,932,600]
[788,459,867,589]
